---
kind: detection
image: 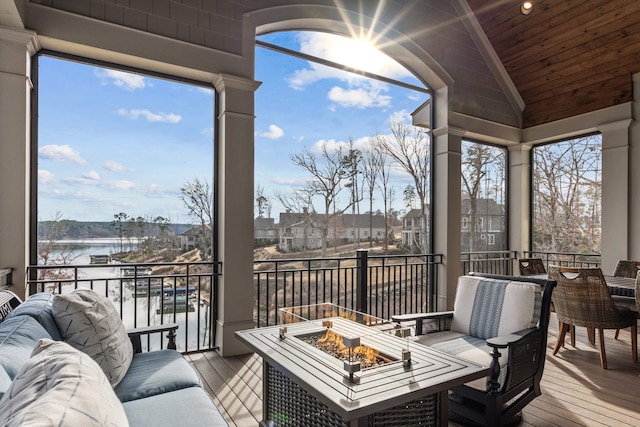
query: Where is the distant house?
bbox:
[401,208,427,251]
[278,210,322,252]
[179,224,211,250]
[461,198,505,252]
[341,214,386,244]
[278,211,388,252]
[254,217,276,242]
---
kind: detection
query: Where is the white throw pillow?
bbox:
[0,339,130,427]
[52,289,133,387]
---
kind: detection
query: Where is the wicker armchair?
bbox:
[548,266,637,369]
[518,258,546,275]
[613,260,640,278]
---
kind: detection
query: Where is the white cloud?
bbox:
[387,109,411,125]
[82,170,100,181]
[38,144,86,165]
[328,84,391,109]
[272,176,308,186]
[259,124,284,140]
[103,160,133,172]
[38,170,55,184]
[96,69,146,91]
[312,138,349,153]
[118,108,182,123]
[106,180,136,190]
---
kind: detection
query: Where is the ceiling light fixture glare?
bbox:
[520,1,533,15]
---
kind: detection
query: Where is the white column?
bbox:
[212,73,261,356]
[432,85,463,310]
[598,119,631,274]
[629,73,640,259]
[508,144,531,258]
[0,26,38,299]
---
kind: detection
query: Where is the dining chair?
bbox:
[518,258,547,275]
[548,266,637,369]
[613,260,640,278]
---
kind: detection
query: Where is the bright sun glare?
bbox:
[325,35,398,76]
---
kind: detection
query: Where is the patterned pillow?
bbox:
[0,339,130,426]
[52,289,133,387]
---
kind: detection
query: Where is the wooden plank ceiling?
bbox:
[466,0,640,128]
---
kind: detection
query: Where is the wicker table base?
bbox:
[264,362,439,427]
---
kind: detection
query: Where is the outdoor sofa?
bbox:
[0,289,228,426]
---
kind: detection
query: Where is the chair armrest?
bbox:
[392,311,454,335]
[485,327,542,395]
[127,323,179,353]
[486,327,537,349]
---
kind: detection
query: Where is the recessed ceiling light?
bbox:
[521,1,533,15]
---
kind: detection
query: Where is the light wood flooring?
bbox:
[186,314,640,426]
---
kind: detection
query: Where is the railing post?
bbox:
[356,249,368,313]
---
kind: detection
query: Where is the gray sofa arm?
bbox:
[392,311,454,335]
[127,323,179,353]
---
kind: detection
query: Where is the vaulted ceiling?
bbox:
[467,0,640,128]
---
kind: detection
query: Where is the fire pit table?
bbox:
[236,304,488,427]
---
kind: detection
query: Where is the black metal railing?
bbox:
[253,251,443,327]
[460,250,518,275]
[522,251,601,270]
[27,261,221,353]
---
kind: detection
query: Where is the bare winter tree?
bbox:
[37,211,79,285]
[374,122,430,252]
[532,136,601,254]
[341,139,363,249]
[461,142,503,252]
[372,141,393,252]
[255,184,270,218]
[362,145,384,247]
[180,177,213,257]
[287,142,353,256]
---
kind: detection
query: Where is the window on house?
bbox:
[35,54,216,266]
[462,217,469,229]
[488,234,495,245]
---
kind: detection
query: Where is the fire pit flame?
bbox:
[315,329,383,368]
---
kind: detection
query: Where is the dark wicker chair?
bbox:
[392,273,555,426]
[548,266,637,369]
[613,260,640,278]
[518,258,546,275]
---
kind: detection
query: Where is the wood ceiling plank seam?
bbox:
[523,78,631,126]
[502,6,640,74]
[520,59,639,103]
[513,36,640,94]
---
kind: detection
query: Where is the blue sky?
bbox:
[38,32,429,223]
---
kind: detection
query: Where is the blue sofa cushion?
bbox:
[122,387,228,426]
[6,293,62,340]
[0,316,53,398]
[114,349,201,402]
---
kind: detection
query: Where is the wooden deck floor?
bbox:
[186,314,640,426]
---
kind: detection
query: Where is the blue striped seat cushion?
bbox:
[450,276,541,340]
